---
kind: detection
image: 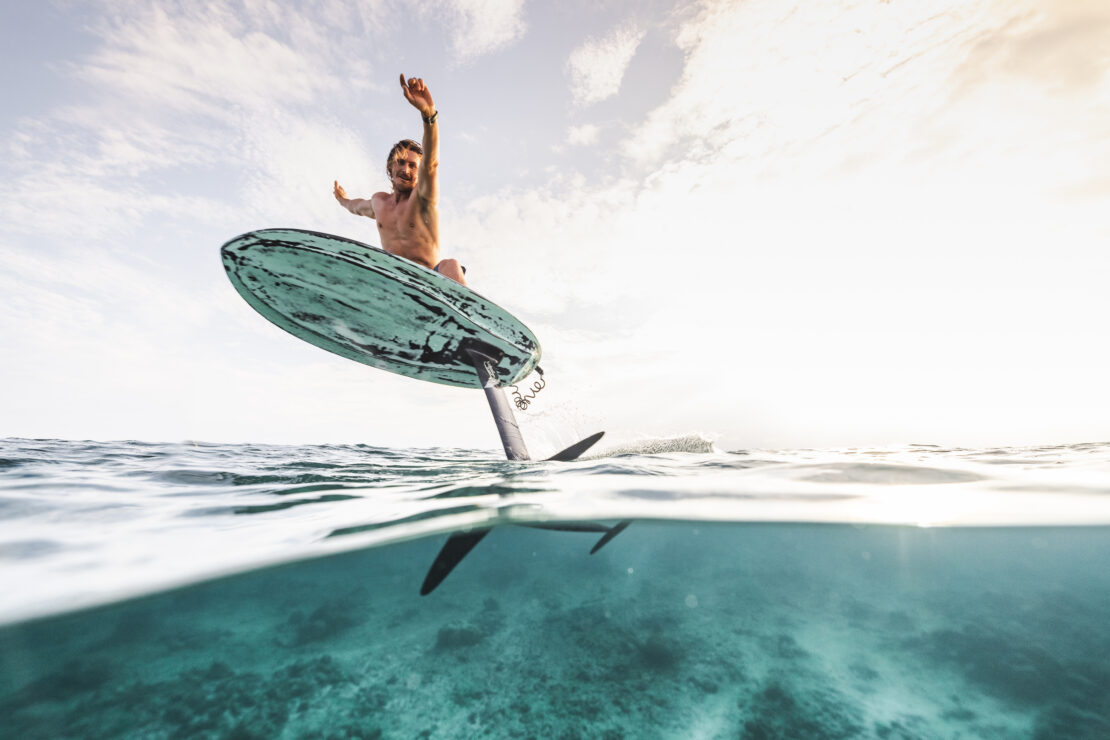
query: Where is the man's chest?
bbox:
[374,196,421,232]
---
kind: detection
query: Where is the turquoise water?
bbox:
[2,438,1110,738]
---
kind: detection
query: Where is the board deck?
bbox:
[221,228,541,388]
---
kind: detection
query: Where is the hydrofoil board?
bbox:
[221,227,618,594]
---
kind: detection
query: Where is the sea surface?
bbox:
[2,437,1110,739]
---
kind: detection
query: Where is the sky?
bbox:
[1,0,1109,454]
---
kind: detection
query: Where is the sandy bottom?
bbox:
[2,523,1109,739]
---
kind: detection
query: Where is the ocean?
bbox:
[1,437,1109,739]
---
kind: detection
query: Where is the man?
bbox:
[333,74,466,286]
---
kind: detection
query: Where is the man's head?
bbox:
[387,139,422,193]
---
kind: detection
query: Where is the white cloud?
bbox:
[0,1,384,243]
[566,123,600,146]
[440,0,527,62]
[566,24,646,106]
[78,4,342,120]
[624,0,1110,185]
[241,110,379,230]
[445,0,1110,448]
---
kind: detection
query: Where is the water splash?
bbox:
[591,433,718,457]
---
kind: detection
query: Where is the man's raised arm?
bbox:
[333,180,375,218]
[400,74,438,205]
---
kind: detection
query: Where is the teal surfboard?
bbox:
[220,228,540,388]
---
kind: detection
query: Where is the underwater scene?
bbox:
[2,438,1109,738]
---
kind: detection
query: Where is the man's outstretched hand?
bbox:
[333,180,349,204]
[400,74,436,118]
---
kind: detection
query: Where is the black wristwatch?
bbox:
[423,110,438,125]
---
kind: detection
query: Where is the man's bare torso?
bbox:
[370,188,439,269]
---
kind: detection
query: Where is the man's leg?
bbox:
[434,258,467,286]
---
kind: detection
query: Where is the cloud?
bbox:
[440,0,527,62]
[0,108,239,241]
[77,4,342,120]
[445,0,1110,448]
[0,1,387,243]
[242,109,381,230]
[566,124,600,146]
[952,0,1110,96]
[566,24,646,106]
[619,0,1110,215]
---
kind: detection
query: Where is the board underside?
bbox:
[221,229,540,389]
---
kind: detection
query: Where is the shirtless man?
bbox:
[332,74,466,286]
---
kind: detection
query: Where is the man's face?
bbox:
[390,151,420,193]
